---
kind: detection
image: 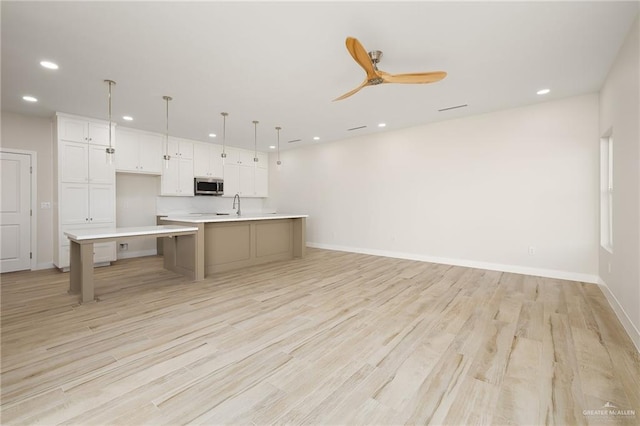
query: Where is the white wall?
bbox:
[598,16,639,349]
[270,94,600,282]
[1,111,54,269]
[115,174,161,258]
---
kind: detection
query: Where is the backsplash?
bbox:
[156,196,268,215]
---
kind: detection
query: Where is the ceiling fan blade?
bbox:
[381,71,447,84]
[345,37,378,80]
[333,80,369,101]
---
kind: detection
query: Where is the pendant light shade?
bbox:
[162,95,172,169]
[220,112,228,159]
[275,126,282,167]
[104,80,116,164]
[253,120,259,164]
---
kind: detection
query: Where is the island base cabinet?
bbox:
[204,219,301,274]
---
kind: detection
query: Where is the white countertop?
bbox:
[160,213,308,223]
[65,225,199,241]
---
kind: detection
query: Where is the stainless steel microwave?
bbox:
[194,177,224,196]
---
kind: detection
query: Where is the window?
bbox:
[600,132,613,252]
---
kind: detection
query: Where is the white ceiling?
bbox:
[2,1,638,152]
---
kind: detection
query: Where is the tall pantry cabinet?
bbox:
[53,113,117,270]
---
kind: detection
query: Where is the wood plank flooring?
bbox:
[1,248,638,425]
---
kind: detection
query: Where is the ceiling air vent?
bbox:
[438,104,468,112]
[347,125,367,131]
[288,139,301,143]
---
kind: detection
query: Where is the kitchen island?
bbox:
[160,213,307,278]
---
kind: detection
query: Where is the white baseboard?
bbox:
[598,278,640,352]
[116,249,158,260]
[35,262,55,270]
[306,242,599,284]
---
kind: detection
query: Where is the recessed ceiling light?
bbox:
[378,123,386,128]
[22,95,38,102]
[269,145,276,149]
[122,116,133,121]
[40,60,58,70]
[537,88,550,95]
[313,136,320,141]
[208,133,217,138]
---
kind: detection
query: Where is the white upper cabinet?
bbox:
[88,144,115,183]
[138,134,163,173]
[60,141,89,183]
[59,140,115,184]
[58,117,111,146]
[115,128,163,174]
[161,157,194,196]
[168,138,193,160]
[161,138,194,196]
[222,147,268,198]
[193,142,224,178]
[254,167,268,197]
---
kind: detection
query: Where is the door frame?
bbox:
[0,148,37,270]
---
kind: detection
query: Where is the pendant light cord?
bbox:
[104,80,116,157]
[276,126,282,165]
[162,96,172,159]
[253,120,259,162]
[221,112,228,158]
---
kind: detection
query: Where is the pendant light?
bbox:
[162,95,172,169]
[220,112,228,160]
[253,120,259,164]
[104,80,116,164]
[275,126,282,167]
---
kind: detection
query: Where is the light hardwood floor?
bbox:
[1,249,638,425]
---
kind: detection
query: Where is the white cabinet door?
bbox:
[224,147,240,164]
[60,183,89,224]
[256,152,268,169]
[88,122,111,146]
[179,141,194,159]
[115,130,139,172]
[60,141,88,183]
[94,242,116,263]
[89,184,115,223]
[161,157,193,195]
[193,143,224,178]
[178,158,194,196]
[238,166,254,196]
[59,118,87,143]
[168,138,193,159]
[238,149,255,166]
[193,142,211,177]
[223,162,240,196]
[161,158,179,195]
[210,144,224,178]
[254,167,269,197]
[138,133,163,174]
[88,144,114,184]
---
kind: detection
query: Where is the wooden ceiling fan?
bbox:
[334,37,447,101]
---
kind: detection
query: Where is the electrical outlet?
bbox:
[119,243,128,251]
[40,201,51,209]
[528,246,536,255]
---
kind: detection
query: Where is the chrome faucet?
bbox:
[232,193,241,216]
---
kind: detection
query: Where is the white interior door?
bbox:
[0,151,31,272]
